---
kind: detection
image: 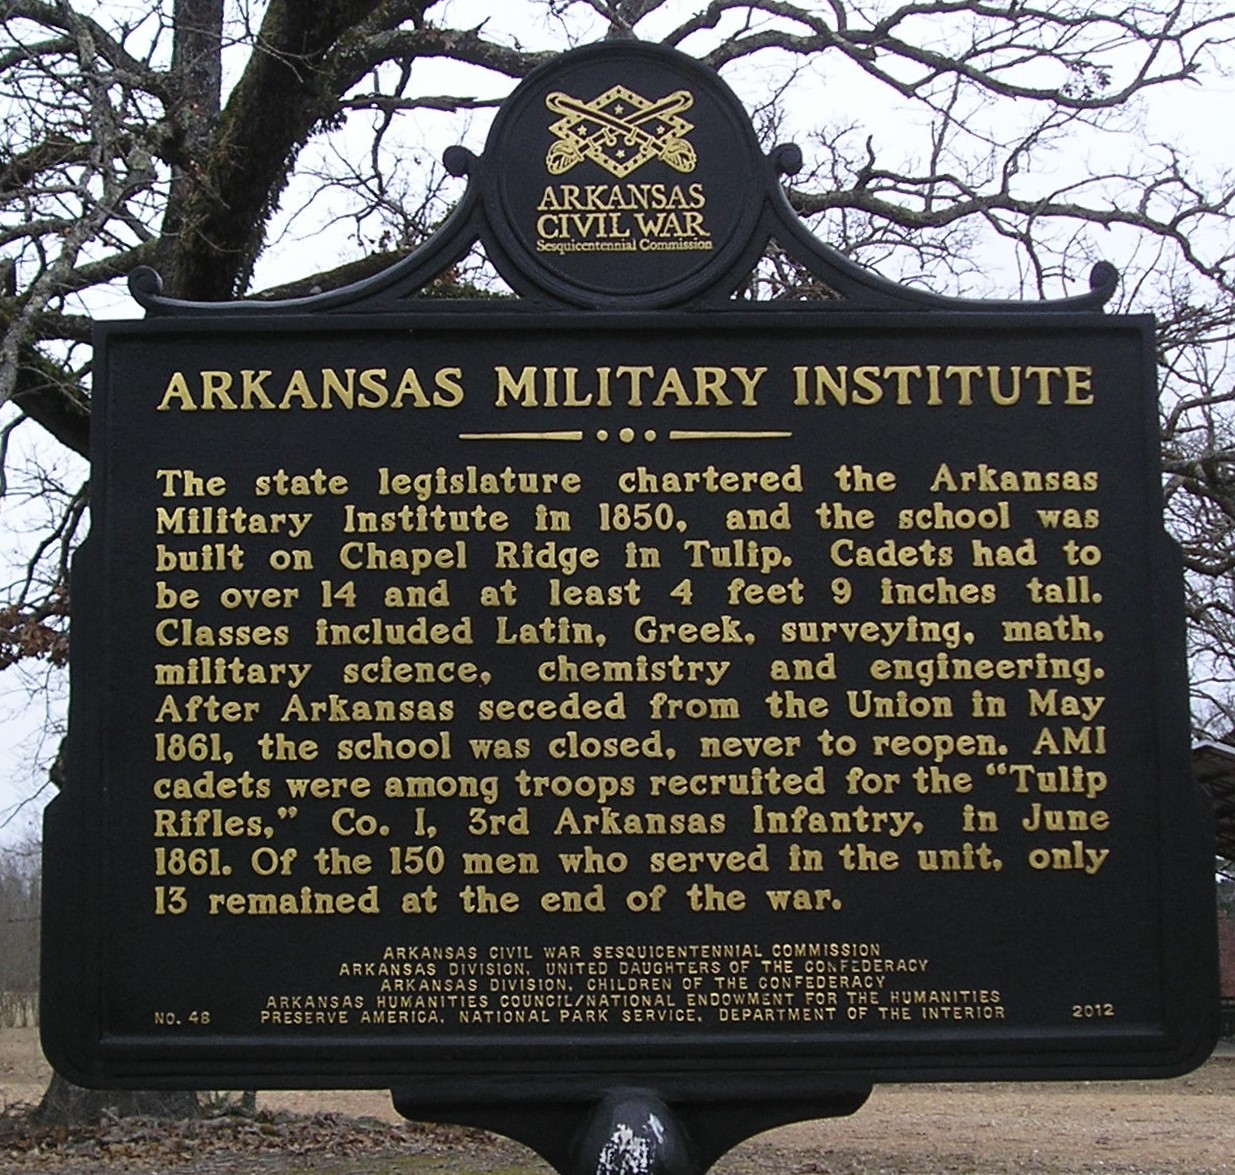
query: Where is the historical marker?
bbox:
[44,40,1215,1132]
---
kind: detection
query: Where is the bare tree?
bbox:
[0,0,1229,668]
[0,834,39,1029]
[1,0,1234,1106]
[1161,303,1235,737]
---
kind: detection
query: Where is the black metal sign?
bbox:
[43,42,1215,1103]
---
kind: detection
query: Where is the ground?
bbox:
[2,1027,1234,1174]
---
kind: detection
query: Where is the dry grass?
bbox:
[4,1027,1234,1174]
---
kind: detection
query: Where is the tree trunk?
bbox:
[155,0,225,296]
[35,1072,201,1125]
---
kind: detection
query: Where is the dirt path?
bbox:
[3,1027,1234,1174]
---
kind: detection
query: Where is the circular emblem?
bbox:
[483,42,767,307]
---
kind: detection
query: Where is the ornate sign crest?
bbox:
[545,85,696,178]
[485,43,767,303]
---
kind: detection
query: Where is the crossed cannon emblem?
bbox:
[545,85,697,179]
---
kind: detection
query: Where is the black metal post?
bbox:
[391,1083,872,1175]
[571,1089,695,1175]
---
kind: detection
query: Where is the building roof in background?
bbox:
[1194,742,1235,863]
